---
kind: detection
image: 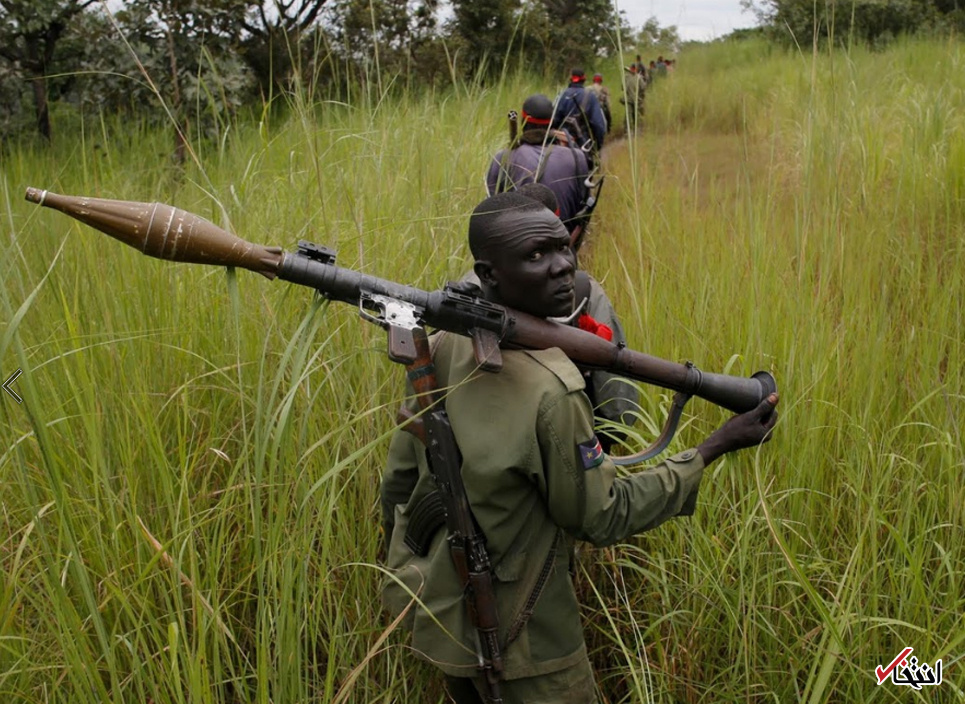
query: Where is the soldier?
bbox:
[585,74,612,134]
[381,192,779,704]
[622,64,646,131]
[552,68,607,154]
[487,94,590,234]
[469,182,637,449]
[655,55,668,78]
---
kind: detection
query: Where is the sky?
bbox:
[101,0,757,45]
[616,0,760,42]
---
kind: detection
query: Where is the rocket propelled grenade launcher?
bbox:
[25,187,283,278]
[26,188,777,462]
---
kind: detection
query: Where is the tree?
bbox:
[636,16,680,52]
[540,0,626,66]
[0,0,98,141]
[235,0,328,97]
[448,0,520,78]
[742,0,960,46]
[325,0,440,80]
[513,0,630,76]
[119,0,254,161]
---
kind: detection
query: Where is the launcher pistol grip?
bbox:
[359,292,422,364]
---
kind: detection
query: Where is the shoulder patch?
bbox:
[578,436,605,470]
[521,348,585,392]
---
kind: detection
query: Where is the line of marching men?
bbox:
[479,59,670,442]
[486,61,658,252]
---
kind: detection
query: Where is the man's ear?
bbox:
[473,259,498,288]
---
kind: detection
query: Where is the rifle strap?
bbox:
[494,149,516,194]
[535,141,584,190]
[533,143,555,185]
[402,491,562,647]
[505,527,561,646]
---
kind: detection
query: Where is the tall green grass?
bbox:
[588,36,964,703]
[2,37,963,703]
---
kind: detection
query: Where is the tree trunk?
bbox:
[166,25,187,164]
[30,73,52,142]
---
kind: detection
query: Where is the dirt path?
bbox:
[600,127,773,213]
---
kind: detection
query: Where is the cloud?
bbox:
[616,0,758,42]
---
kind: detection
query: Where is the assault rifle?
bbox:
[24,188,777,466]
[569,170,605,251]
[397,328,505,701]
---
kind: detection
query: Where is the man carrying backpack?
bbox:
[552,68,607,155]
[585,74,612,134]
[487,94,590,234]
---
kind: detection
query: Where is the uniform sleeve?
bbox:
[380,410,422,536]
[535,390,704,548]
[587,95,606,148]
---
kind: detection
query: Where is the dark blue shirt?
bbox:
[553,84,607,150]
[486,142,589,231]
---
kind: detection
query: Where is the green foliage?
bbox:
[746,0,965,46]
[0,0,99,140]
[636,15,681,53]
[514,0,631,74]
[446,0,521,78]
[325,0,446,83]
[0,0,255,147]
[0,0,641,142]
[121,0,255,152]
[234,0,328,97]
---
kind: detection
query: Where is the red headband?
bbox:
[571,75,585,82]
[521,110,552,126]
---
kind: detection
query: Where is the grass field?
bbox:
[1,37,963,703]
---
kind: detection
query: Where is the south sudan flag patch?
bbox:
[578,437,605,470]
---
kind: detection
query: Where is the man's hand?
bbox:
[697,393,779,465]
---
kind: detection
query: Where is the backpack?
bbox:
[494,141,584,198]
[552,88,591,147]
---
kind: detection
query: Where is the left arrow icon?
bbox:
[3,368,23,404]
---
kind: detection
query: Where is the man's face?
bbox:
[479,209,576,318]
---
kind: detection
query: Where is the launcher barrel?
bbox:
[25,187,777,416]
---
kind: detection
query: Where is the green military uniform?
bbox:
[622,72,646,129]
[585,83,612,133]
[381,333,705,703]
[460,270,639,438]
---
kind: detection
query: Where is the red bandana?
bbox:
[520,110,552,126]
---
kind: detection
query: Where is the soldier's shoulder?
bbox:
[518,347,585,393]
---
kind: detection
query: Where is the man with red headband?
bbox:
[486,94,590,234]
[552,68,607,154]
[585,74,612,133]
[622,63,646,130]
